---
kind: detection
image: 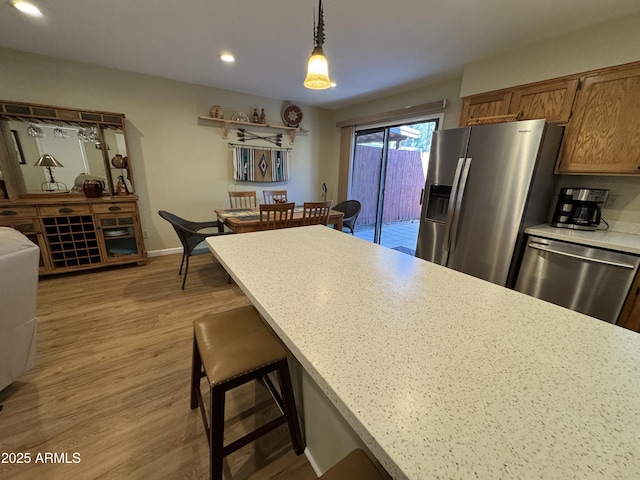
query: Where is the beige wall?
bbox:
[0,47,331,252]
[460,12,640,97]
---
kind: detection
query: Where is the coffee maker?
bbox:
[551,188,608,231]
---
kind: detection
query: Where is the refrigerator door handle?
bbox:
[443,158,466,253]
[449,158,472,254]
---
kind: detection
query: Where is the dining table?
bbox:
[214,205,343,233]
[206,225,640,479]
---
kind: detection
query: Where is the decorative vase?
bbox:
[83,179,105,198]
[209,105,224,119]
[115,175,130,196]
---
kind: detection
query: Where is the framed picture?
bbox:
[11,130,26,164]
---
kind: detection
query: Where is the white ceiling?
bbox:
[1,0,640,110]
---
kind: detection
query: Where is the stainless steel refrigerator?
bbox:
[415,119,564,287]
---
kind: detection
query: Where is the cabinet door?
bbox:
[459,92,512,126]
[557,65,640,174]
[96,214,144,263]
[618,270,640,332]
[0,217,51,272]
[509,79,578,124]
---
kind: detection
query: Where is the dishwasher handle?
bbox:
[528,241,637,269]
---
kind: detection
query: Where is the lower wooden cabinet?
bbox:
[618,270,640,332]
[96,213,144,263]
[0,198,146,275]
[0,209,50,273]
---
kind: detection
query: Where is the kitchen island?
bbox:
[206,225,640,479]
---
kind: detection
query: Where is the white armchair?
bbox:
[0,227,39,392]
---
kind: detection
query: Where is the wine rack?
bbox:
[42,215,101,268]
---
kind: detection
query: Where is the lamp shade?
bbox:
[35,154,64,168]
[304,46,331,90]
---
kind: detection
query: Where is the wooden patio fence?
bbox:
[350,146,426,227]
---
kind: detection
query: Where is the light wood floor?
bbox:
[0,254,318,480]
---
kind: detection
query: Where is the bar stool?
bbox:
[320,449,386,480]
[190,305,304,480]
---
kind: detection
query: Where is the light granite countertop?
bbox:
[526,224,640,255]
[207,225,640,479]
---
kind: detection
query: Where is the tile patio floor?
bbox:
[354,220,420,255]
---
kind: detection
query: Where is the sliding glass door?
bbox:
[350,119,439,254]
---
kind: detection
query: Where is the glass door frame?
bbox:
[352,126,390,244]
[350,113,443,246]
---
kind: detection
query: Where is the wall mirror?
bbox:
[0,100,133,200]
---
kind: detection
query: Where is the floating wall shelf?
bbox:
[198,116,308,144]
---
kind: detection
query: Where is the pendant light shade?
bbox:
[304,0,331,90]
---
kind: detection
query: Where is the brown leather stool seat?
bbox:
[320,449,386,480]
[190,305,304,480]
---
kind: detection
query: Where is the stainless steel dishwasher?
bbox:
[515,235,640,324]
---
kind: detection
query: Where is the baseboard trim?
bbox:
[304,447,322,476]
[147,247,182,257]
[147,245,211,258]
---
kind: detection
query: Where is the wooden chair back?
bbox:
[259,202,295,230]
[229,191,257,209]
[302,201,332,226]
[263,190,288,204]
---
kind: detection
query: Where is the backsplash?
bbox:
[601,220,640,235]
[555,175,640,230]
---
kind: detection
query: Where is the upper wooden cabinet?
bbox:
[555,64,640,174]
[459,92,512,125]
[460,61,640,175]
[508,79,578,124]
[460,78,578,126]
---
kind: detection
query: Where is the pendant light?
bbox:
[303,0,331,90]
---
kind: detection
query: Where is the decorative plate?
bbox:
[231,112,249,122]
[281,103,303,127]
[111,154,127,169]
[104,228,128,237]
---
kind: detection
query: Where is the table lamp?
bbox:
[35,154,67,191]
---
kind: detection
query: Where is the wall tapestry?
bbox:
[233,146,289,182]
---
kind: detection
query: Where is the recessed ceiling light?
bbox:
[219,54,235,63]
[11,1,42,16]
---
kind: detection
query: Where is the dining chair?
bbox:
[228,190,257,209]
[259,202,295,230]
[263,189,288,204]
[302,200,332,226]
[332,200,362,235]
[158,210,233,290]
